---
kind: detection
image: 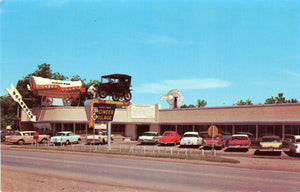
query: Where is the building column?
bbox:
[85,124,88,138]
[232,125,235,134]
[53,123,56,136]
[256,125,259,140]
[73,123,76,134]
[282,124,285,139]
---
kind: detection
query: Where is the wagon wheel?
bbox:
[99,90,107,98]
[124,91,132,101]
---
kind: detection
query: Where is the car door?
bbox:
[24,132,33,143]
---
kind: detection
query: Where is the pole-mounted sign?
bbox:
[84,99,131,150]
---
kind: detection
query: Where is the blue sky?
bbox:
[1,0,299,109]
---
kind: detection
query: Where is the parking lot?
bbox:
[2,140,299,161]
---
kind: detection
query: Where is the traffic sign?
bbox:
[208,125,218,137]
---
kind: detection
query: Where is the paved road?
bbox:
[2,149,300,192]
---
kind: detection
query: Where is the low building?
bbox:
[20,103,300,141]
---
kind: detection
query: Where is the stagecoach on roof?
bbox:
[28,75,86,106]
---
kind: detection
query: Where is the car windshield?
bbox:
[163,133,174,136]
[232,136,248,140]
[184,134,198,138]
[56,133,66,136]
[262,137,280,142]
[144,133,157,136]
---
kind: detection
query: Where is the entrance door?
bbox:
[136,125,150,140]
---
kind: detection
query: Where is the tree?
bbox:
[236,99,253,106]
[265,96,276,104]
[275,93,287,104]
[0,96,20,130]
[1,63,86,129]
[265,93,298,104]
[180,104,196,108]
[197,99,207,108]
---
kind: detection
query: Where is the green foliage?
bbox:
[181,99,207,108]
[236,99,253,106]
[197,99,207,108]
[180,104,196,108]
[265,93,298,104]
[1,63,96,128]
[0,96,20,130]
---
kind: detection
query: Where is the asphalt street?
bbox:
[2,149,300,192]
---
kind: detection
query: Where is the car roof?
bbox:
[184,132,199,135]
[262,135,280,139]
[293,135,300,139]
[57,131,73,134]
[101,74,131,79]
[163,131,177,133]
[232,134,249,137]
[143,131,158,134]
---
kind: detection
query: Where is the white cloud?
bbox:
[135,78,231,94]
[281,69,300,77]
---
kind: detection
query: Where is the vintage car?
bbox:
[138,131,160,145]
[202,134,226,149]
[180,132,203,147]
[227,134,251,149]
[86,130,109,145]
[1,130,13,142]
[159,131,181,145]
[6,131,50,145]
[258,135,282,153]
[50,131,81,145]
[97,74,132,101]
[289,135,300,156]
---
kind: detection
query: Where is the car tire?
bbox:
[18,140,25,145]
[41,139,47,144]
[99,90,107,98]
[65,140,70,145]
[124,91,132,101]
[112,94,119,101]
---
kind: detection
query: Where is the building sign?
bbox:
[84,99,131,128]
[131,104,156,119]
[92,103,116,121]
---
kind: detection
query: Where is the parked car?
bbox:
[138,131,160,145]
[97,74,132,101]
[236,132,259,147]
[86,130,109,145]
[50,131,81,145]
[258,136,282,153]
[227,134,251,150]
[1,130,13,142]
[282,134,294,148]
[6,131,50,145]
[289,135,300,156]
[159,131,181,145]
[202,134,226,149]
[180,132,202,147]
